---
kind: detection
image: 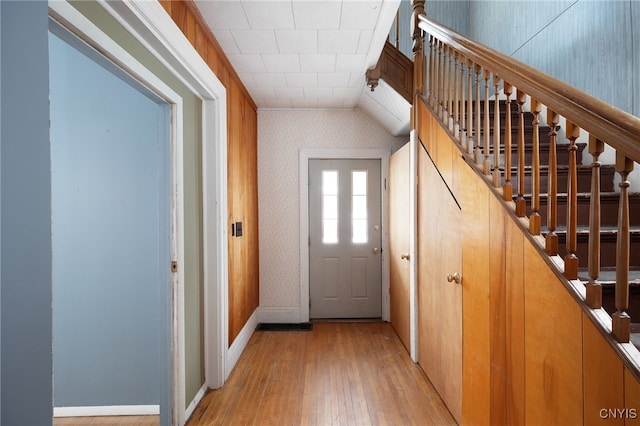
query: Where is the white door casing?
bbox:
[308,159,382,319]
[50,1,229,424]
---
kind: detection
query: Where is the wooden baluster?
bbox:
[459,55,466,145]
[466,60,474,154]
[545,110,560,255]
[442,45,450,121]
[453,51,460,134]
[564,121,580,280]
[447,47,454,122]
[440,43,449,121]
[483,70,491,175]
[612,153,633,343]
[427,36,436,107]
[529,99,542,235]
[492,76,502,187]
[586,135,604,309]
[502,83,513,201]
[432,38,439,106]
[474,64,482,164]
[436,40,443,114]
[515,90,527,217]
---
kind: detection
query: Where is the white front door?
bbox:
[309,159,382,319]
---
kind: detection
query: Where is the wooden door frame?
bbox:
[408,133,418,363]
[300,149,391,322]
[51,1,229,424]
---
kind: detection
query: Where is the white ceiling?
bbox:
[194,0,406,116]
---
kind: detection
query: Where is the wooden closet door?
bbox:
[417,143,463,423]
[389,141,413,352]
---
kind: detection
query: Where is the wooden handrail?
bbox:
[417,14,640,161]
[414,6,640,349]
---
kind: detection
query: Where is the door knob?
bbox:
[401,253,410,260]
[372,247,379,254]
[446,272,461,284]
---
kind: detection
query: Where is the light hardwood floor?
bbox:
[187,321,456,425]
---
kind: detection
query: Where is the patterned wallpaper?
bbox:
[258,108,407,308]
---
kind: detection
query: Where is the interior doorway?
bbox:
[49,13,181,424]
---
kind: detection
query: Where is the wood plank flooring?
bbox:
[187,321,456,425]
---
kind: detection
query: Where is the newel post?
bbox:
[411,0,427,129]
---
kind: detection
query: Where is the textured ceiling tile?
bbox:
[349,72,364,88]
[250,73,288,87]
[274,30,317,54]
[195,0,401,112]
[275,87,305,99]
[285,73,318,87]
[357,30,374,53]
[241,0,295,29]
[319,97,349,108]
[250,86,278,99]
[292,98,319,108]
[262,54,301,72]
[195,1,250,30]
[261,98,293,108]
[231,30,279,54]
[304,87,334,98]
[333,87,363,100]
[335,53,366,72]
[317,72,351,88]
[300,54,337,72]
[292,1,342,29]
[340,1,383,30]
[212,29,241,54]
[227,54,267,73]
[238,72,258,87]
[318,30,360,54]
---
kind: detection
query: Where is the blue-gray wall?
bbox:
[426,0,470,39]
[423,0,639,118]
[50,27,169,408]
[1,1,53,425]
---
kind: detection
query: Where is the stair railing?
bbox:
[411,4,640,345]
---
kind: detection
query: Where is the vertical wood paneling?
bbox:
[583,313,624,426]
[489,194,507,425]
[460,150,491,426]
[524,241,583,425]
[417,97,640,426]
[625,368,640,426]
[417,142,462,422]
[164,1,259,346]
[505,219,525,426]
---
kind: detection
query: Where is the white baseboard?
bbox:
[185,383,207,422]
[53,405,159,417]
[258,306,302,323]
[225,309,259,379]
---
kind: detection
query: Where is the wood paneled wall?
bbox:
[416,97,640,425]
[159,0,259,346]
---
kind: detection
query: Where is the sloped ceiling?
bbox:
[193,0,410,136]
